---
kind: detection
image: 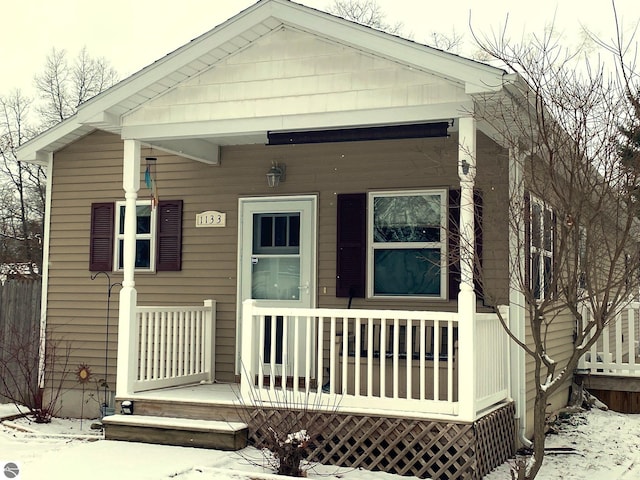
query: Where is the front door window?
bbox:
[251,213,301,300]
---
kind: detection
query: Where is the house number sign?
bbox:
[196,210,226,227]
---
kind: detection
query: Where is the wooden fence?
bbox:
[0,279,42,403]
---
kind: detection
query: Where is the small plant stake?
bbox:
[75,363,92,430]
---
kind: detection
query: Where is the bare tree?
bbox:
[327,0,404,35]
[0,318,71,423]
[0,91,43,273]
[467,21,640,480]
[0,48,118,272]
[428,30,465,54]
[34,46,118,128]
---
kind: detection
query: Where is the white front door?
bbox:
[237,195,317,374]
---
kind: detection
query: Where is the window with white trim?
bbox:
[530,196,554,300]
[368,190,447,298]
[114,200,157,272]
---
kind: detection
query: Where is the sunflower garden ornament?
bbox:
[76,363,92,383]
[76,363,92,428]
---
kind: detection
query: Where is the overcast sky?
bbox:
[2,0,639,98]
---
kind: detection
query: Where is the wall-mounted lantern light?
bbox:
[266,162,286,187]
[460,159,470,175]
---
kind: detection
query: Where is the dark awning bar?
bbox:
[267,121,450,145]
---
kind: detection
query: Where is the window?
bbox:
[89,200,182,272]
[115,201,156,271]
[251,213,301,300]
[368,190,446,298]
[529,195,554,300]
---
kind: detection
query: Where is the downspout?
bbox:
[509,146,533,449]
[37,152,54,390]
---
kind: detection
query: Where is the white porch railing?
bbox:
[133,299,216,392]
[240,299,509,421]
[476,308,510,411]
[578,301,640,376]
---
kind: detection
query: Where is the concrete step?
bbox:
[102,414,248,450]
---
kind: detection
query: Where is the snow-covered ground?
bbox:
[2,403,640,479]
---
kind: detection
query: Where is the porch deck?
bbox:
[110,300,515,478]
[113,382,514,480]
[577,302,640,413]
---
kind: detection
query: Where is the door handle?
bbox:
[298,282,310,294]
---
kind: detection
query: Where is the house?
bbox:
[18,0,633,478]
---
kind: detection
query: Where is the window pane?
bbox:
[136,205,152,234]
[531,204,541,248]
[543,209,552,251]
[274,216,287,246]
[543,255,552,298]
[259,216,272,248]
[532,252,541,299]
[252,257,300,300]
[374,195,441,243]
[118,239,151,269]
[135,239,151,268]
[119,205,152,235]
[119,206,126,235]
[374,248,440,296]
[254,213,300,254]
[289,215,300,247]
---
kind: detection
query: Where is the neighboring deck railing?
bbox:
[578,301,640,376]
[240,300,509,421]
[132,300,216,392]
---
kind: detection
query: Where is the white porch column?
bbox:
[116,139,141,397]
[456,116,477,421]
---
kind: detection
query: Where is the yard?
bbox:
[1,403,640,479]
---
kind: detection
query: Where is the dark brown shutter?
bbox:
[473,190,484,299]
[551,209,558,299]
[336,193,366,298]
[524,192,531,292]
[156,200,183,271]
[448,189,483,300]
[448,190,461,300]
[89,202,115,271]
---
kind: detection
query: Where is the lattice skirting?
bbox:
[248,402,515,480]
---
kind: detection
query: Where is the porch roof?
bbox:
[17,0,510,166]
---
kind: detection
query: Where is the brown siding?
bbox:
[45,130,510,391]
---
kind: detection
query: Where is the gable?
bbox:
[18,0,509,164]
[123,27,468,129]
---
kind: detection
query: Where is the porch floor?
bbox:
[124,382,241,406]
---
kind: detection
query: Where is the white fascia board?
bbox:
[122,101,474,141]
[16,116,84,164]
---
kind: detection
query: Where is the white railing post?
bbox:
[240,299,257,401]
[203,299,216,383]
